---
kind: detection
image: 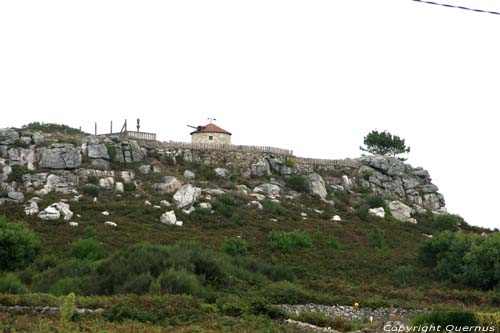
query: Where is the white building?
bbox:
[190,123,232,144]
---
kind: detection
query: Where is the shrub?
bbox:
[22,122,83,135]
[0,273,28,294]
[123,182,136,192]
[328,235,341,249]
[81,185,100,197]
[368,226,389,254]
[264,282,314,304]
[86,175,99,185]
[392,265,415,285]
[262,200,286,216]
[155,269,204,296]
[432,214,464,232]
[412,311,477,327]
[60,292,76,322]
[0,218,40,271]
[106,144,117,161]
[8,165,25,183]
[418,232,500,290]
[69,238,107,261]
[366,195,386,209]
[82,227,97,239]
[269,231,312,253]
[286,175,308,192]
[223,238,248,256]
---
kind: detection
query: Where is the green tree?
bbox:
[360,130,410,157]
[0,218,40,271]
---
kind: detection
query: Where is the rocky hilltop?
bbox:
[0,127,446,223]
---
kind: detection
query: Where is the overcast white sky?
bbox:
[1,0,499,229]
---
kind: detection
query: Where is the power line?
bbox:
[412,0,500,15]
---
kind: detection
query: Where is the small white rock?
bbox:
[102,211,110,216]
[104,221,117,227]
[69,222,79,227]
[332,215,342,222]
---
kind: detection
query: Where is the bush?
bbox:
[269,231,312,253]
[22,122,84,135]
[0,218,40,271]
[81,185,100,197]
[264,282,314,304]
[106,144,117,161]
[69,238,107,261]
[60,292,76,322]
[86,175,99,185]
[366,195,386,209]
[368,226,389,254]
[412,311,477,327]
[432,214,464,232]
[0,273,28,294]
[286,175,308,192]
[262,200,286,216]
[418,232,500,290]
[8,165,26,183]
[328,235,341,249]
[155,269,204,296]
[123,182,136,192]
[82,227,97,239]
[223,238,248,256]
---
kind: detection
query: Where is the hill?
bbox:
[0,126,498,332]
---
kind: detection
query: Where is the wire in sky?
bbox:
[413,0,500,15]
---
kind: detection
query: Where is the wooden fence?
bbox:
[100,131,157,141]
[294,157,360,168]
[160,141,294,155]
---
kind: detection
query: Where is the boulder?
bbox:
[99,177,115,190]
[253,183,281,197]
[388,200,417,223]
[173,184,201,208]
[183,206,195,215]
[198,202,212,210]
[152,164,162,173]
[183,170,195,180]
[0,128,19,145]
[368,207,385,219]
[248,200,263,210]
[306,173,327,199]
[332,215,342,222]
[160,200,171,207]
[87,143,109,160]
[8,191,24,203]
[39,144,82,169]
[69,222,79,227]
[25,201,39,216]
[32,132,44,145]
[139,165,151,174]
[214,167,230,178]
[120,171,135,183]
[104,221,117,227]
[268,158,293,175]
[250,159,271,177]
[153,176,182,194]
[115,182,124,193]
[38,206,61,220]
[51,202,73,221]
[91,159,111,170]
[160,210,182,226]
[202,188,226,196]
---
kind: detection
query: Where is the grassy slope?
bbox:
[1,155,498,312]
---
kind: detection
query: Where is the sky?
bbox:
[1,0,499,229]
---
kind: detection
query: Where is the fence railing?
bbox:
[100,131,157,141]
[160,141,294,155]
[294,157,360,168]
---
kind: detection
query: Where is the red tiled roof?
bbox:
[190,123,232,135]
